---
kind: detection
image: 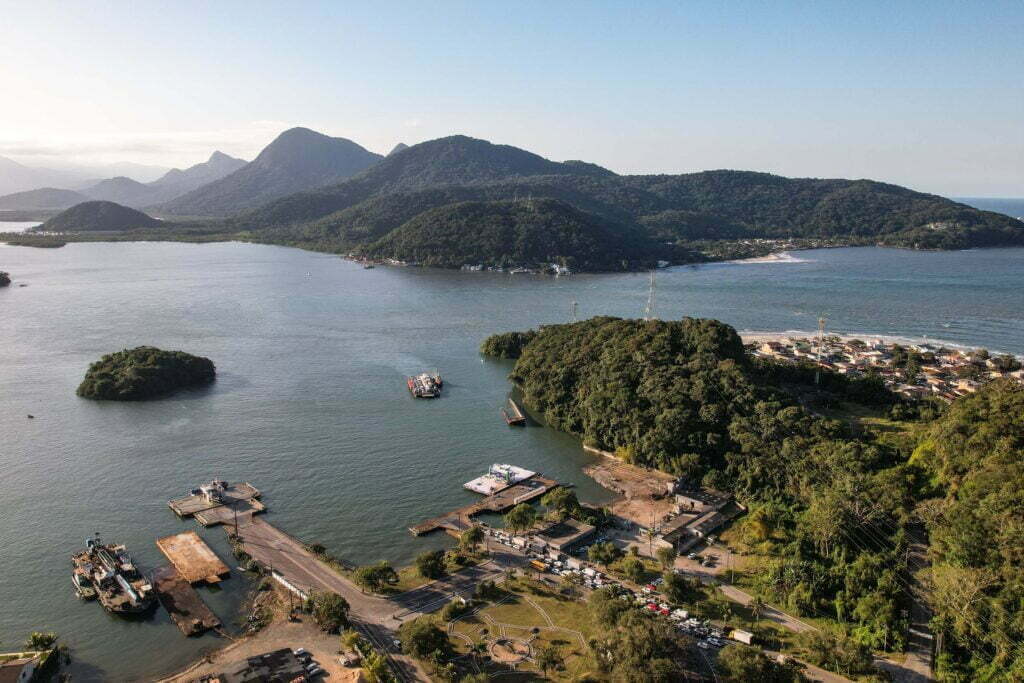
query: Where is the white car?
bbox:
[697,641,711,650]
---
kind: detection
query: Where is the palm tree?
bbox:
[750,594,765,628]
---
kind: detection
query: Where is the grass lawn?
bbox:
[444,577,605,681]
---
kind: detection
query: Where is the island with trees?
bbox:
[0,271,9,287]
[76,346,216,400]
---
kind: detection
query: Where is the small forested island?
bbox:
[0,271,10,287]
[77,347,215,400]
[482,317,1024,679]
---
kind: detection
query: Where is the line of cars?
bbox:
[292,648,323,679]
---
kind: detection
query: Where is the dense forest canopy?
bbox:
[482,316,1024,678]
[912,380,1024,680]
[359,198,670,270]
[77,346,216,400]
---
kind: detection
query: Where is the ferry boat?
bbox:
[71,534,155,614]
[407,371,443,398]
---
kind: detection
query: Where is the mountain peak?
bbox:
[162,128,382,216]
[388,143,409,156]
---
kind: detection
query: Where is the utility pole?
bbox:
[815,315,826,385]
[570,300,578,323]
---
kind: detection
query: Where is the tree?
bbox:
[340,628,361,651]
[588,587,631,627]
[460,525,484,552]
[354,560,398,593]
[621,555,647,583]
[535,644,564,675]
[25,631,58,651]
[717,644,808,682]
[591,610,682,682]
[310,591,350,633]
[362,649,389,683]
[541,487,580,520]
[399,617,452,660]
[460,674,489,683]
[662,571,696,605]
[588,541,620,567]
[416,550,447,579]
[655,545,677,569]
[503,503,536,534]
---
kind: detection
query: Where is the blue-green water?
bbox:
[0,242,1021,680]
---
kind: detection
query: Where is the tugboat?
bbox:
[407,371,443,398]
[71,534,155,613]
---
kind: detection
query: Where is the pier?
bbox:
[502,397,526,426]
[156,531,230,584]
[410,474,559,536]
[168,481,265,527]
[152,566,221,636]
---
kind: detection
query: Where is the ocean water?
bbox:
[1,242,1022,680]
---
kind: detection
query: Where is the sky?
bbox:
[0,1,1021,196]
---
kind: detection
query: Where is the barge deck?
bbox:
[152,566,221,636]
[156,531,230,584]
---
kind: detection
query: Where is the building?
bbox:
[198,648,306,683]
[0,653,42,683]
[535,518,597,553]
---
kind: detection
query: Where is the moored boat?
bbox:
[71,534,155,614]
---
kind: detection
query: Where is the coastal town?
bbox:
[748,333,1024,401]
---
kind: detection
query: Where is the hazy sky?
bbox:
[1,1,1021,196]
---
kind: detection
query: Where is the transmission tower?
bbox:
[643,270,657,320]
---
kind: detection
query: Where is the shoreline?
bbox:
[739,329,1020,358]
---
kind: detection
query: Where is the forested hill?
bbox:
[41,201,161,232]
[911,379,1024,679]
[231,135,1022,263]
[358,199,668,271]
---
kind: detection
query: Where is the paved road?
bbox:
[900,533,935,682]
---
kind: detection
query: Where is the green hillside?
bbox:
[41,201,161,232]
[358,198,667,270]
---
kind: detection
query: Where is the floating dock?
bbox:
[411,474,558,536]
[464,464,536,495]
[156,531,230,585]
[152,566,221,636]
[168,480,265,527]
[502,398,527,426]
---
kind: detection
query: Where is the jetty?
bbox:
[411,473,559,536]
[152,566,221,636]
[156,531,230,584]
[168,480,265,527]
[502,397,526,426]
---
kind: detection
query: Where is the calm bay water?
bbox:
[1,242,1022,680]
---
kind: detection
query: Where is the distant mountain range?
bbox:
[0,151,246,211]
[20,128,1024,270]
[159,128,382,216]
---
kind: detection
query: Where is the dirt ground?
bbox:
[606,496,677,528]
[159,589,363,683]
